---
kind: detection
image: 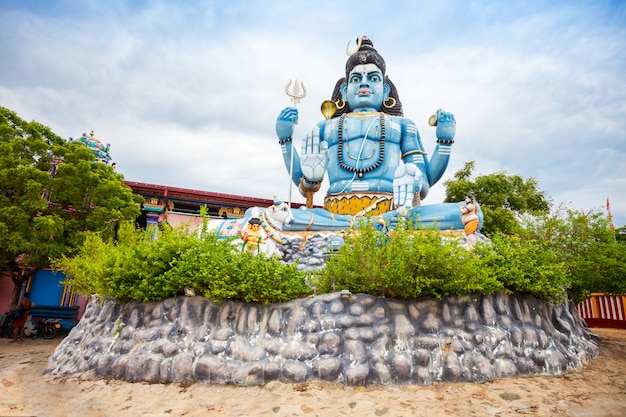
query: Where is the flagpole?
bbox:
[607,196,616,241]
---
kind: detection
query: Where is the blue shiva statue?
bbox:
[275,36,482,232]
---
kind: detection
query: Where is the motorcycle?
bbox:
[1,313,61,339]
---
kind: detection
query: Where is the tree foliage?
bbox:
[0,106,142,306]
[55,209,625,305]
[444,161,550,235]
[517,207,626,303]
[471,234,569,303]
[315,218,576,303]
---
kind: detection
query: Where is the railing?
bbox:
[577,293,626,329]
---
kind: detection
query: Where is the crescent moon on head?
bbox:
[346,37,363,56]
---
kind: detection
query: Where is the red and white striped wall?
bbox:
[577,293,626,329]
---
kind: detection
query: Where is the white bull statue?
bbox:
[202,198,295,257]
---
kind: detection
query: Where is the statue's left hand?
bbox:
[434,109,456,141]
[393,162,422,208]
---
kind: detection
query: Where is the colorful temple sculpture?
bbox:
[72,131,113,165]
[275,36,483,236]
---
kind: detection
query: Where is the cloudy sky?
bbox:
[1,0,625,227]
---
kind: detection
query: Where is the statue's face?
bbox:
[344,64,388,111]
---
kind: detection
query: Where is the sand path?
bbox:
[1,328,624,416]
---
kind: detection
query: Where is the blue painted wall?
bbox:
[29,270,65,306]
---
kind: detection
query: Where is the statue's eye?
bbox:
[349,75,360,83]
[370,75,380,82]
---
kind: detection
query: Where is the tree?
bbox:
[518,207,626,303]
[444,161,551,235]
[0,106,142,308]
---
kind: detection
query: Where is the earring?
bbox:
[383,97,396,109]
[335,99,346,110]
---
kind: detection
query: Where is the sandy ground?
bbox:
[0,328,624,417]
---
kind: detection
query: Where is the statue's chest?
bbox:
[342,117,383,141]
[323,114,399,176]
[324,114,399,148]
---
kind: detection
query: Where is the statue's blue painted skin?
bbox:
[276,37,481,232]
[280,203,483,232]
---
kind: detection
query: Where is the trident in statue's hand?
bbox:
[285,80,307,106]
[283,80,307,207]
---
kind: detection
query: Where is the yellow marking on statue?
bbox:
[299,235,308,252]
[324,194,392,215]
[305,213,314,231]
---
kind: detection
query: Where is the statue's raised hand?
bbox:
[433,109,456,141]
[300,129,328,182]
[393,162,422,209]
[276,107,299,141]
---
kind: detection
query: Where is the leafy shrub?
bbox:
[316,217,587,303]
[315,218,505,299]
[163,233,310,303]
[518,208,626,303]
[55,208,626,305]
[54,220,311,303]
[472,234,568,303]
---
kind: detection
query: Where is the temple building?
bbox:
[124,180,310,231]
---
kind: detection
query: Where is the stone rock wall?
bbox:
[281,232,339,272]
[47,292,599,386]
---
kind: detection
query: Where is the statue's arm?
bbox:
[399,119,429,194]
[392,118,427,207]
[276,108,328,200]
[426,109,456,186]
[400,119,428,169]
[276,107,304,187]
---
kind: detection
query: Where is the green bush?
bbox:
[54,220,311,303]
[315,218,505,299]
[55,208,625,305]
[518,208,626,303]
[163,233,310,303]
[472,234,568,303]
[316,217,579,303]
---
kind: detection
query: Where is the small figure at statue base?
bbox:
[240,218,267,254]
[205,198,295,258]
[461,191,480,247]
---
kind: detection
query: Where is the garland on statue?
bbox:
[337,112,386,178]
